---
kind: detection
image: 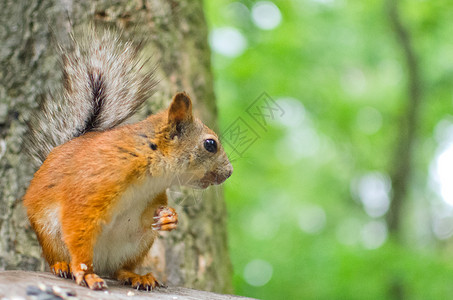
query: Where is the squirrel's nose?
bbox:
[226,163,233,179]
[215,163,233,185]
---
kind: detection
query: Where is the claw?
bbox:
[159,282,167,289]
[94,281,106,290]
[152,207,178,232]
[117,271,161,292]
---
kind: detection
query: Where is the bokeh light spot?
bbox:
[243,259,273,286]
[251,1,282,30]
[209,27,247,57]
[351,172,391,218]
[298,204,326,234]
[433,216,453,240]
[361,220,387,249]
[433,141,453,206]
[246,209,280,240]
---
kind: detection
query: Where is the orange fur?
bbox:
[23,93,233,290]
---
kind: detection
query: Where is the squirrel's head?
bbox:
[158,92,233,189]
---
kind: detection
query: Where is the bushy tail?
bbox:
[25,28,157,165]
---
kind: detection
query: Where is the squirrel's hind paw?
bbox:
[117,270,164,291]
[132,273,163,291]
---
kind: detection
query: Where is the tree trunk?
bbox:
[0,0,232,293]
[385,0,422,238]
[385,0,422,299]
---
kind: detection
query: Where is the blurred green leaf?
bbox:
[205,0,453,299]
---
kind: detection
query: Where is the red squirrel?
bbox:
[22,28,232,291]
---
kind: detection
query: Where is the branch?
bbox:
[385,0,423,235]
[0,271,255,300]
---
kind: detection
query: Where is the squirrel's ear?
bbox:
[168,92,193,136]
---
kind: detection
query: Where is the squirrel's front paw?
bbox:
[51,261,71,279]
[152,206,178,231]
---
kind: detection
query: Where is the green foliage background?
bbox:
[205,0,453,299]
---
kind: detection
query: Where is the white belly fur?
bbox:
[93,175,170,276]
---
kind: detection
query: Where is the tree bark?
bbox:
[0,271,253,300]
[0,271,251,299]
[0,0,232,293]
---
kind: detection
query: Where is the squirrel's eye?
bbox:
[204,139,217,153]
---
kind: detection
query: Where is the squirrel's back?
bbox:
[25,28,157,166]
